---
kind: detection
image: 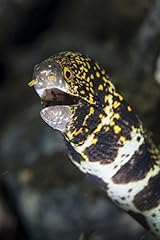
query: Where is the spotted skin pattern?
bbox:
[31,52,160,238]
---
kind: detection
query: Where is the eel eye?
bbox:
[63,66,73,81]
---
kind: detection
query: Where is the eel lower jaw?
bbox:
[40,106,72,132]
[37,87,80,132]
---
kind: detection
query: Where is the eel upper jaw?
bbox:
[35,86,80,133]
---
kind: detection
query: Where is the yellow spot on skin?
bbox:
[89,96,96,104]
[73,63,77,68]
[28,79,36,87]
[102,77,108,82]
[82,106,95,128]
[114,125,121,134]
[98,84,104,91]
[113,101,120,109]
[101,69,106,75]
[105,126,109,131]
[113,113,120,119]
[80,152,88,161]
[96,71,100,78]
[86,62,91,69]
[109,86,114,93]
[86,86,90,91]
[96,63,101,70]
[114,92,123,101]
[91,74,94,80]
[81,90,85,94]
[84,67,88,73]
[120,136,126,143]
[89,106,95,114]
[110,120,115,126]
[87,76,90,82]
[82,72,86,79]
[48,75,56,81]
[127,105,132,112]
[85,128,89,133]
[92,138,98,144]
[94,122,104,134]
[89,81,93,87]
[104,95,108,102]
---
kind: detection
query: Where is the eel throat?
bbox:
[41,88,80,107]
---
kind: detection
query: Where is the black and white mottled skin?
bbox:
[29,51,160,238]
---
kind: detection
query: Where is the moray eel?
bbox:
[29,51,160,238]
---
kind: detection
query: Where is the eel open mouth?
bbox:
[41,88,80,107]
[28,60,80,132]
[38,88,80,132]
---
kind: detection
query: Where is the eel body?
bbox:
[29,51,160,238]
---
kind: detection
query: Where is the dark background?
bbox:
[0,0,160,240]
